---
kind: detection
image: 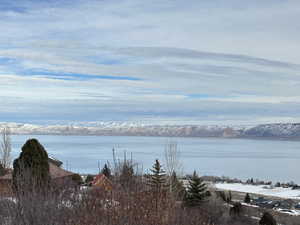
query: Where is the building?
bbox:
[0,159,75,196]
[91,174,113,191]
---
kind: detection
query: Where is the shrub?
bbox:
[244,193,251,203]
[260,212,277,225]
[72,173,83,185]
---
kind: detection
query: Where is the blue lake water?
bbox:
[10,135,300,183]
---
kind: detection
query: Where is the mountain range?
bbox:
[1,122,300,139]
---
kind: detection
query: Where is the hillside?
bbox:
[1,122,300,139]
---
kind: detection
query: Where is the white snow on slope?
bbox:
[215,183,300,199]
[0,121,300,138]
[0,122,247,137]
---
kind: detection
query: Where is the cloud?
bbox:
[0,0,300,124]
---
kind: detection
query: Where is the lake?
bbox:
[10,135,300,183]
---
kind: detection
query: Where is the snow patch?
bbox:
[215,183,300,199]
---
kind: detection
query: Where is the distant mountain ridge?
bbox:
[243,123,300,138]
[1,122,300,139]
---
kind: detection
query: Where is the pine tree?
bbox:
[147,159,168,212]
[85,174,94,184]
[0,163,6,176]
[184,171,208,207]
[119,160,135,189]
[244,193,251,203]
[148,159,167,192]
[101,163,111,178]
[13,139,50,194]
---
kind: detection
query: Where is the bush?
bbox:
[85,174,94,184]
[72,173,83,185]
[260,212,277,225]
[244,193,251,203]
[230,202,243,217]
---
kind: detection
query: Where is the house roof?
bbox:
[49,162,74,179]
[0,162,74,181]
[48,157,63,167]
[92,174,112,190]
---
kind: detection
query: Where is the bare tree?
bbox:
[164,141,184,196]
[164,141,183,177]
[0,127,12,169]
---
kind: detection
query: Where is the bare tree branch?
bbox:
[164,141,183,177]
[0,127,12,169]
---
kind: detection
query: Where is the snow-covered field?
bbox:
[215,183,300,199]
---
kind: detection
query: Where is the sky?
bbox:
[0,0,300,125]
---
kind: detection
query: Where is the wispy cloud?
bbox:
[0,0,300,124]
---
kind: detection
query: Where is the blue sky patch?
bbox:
[187,94,214,99]
[21,69,141,81]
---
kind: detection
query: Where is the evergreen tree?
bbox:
[72,173,83,185]
[147,159,168,213]
[13,139,50,194]
[101,163,111,178]
[0,163,6,176]
[184,171,208,207]
[147,159,167,192]
[119,160,135,189]
[244,193,251,203]
[85,174,94,184]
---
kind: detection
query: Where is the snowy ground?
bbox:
[215,183,300,199]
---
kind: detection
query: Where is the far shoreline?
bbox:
[10,133,300,142]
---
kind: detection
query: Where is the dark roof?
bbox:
[48,157,63,167]
[49,162,74,179]
[0,162,74,180]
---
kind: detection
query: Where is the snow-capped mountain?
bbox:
[243,123,300,138]
[0,122,300,139]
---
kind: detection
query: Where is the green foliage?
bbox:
[184,171,208,207]
[244,193,251,203]
[13,139,50,193]
[259,212,277,225]
[101,163,111,178]
[147,159,168,192]
[85,174,94,183]
[119,160,135,188]
[72,173,83,185]
[0,163,6,176]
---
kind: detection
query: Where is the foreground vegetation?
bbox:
[0,129,297,225]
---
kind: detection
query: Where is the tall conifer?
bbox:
[148,159,167,192]
[184,171,208,207]
[101,163,111,178]
[13,139,50,194]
